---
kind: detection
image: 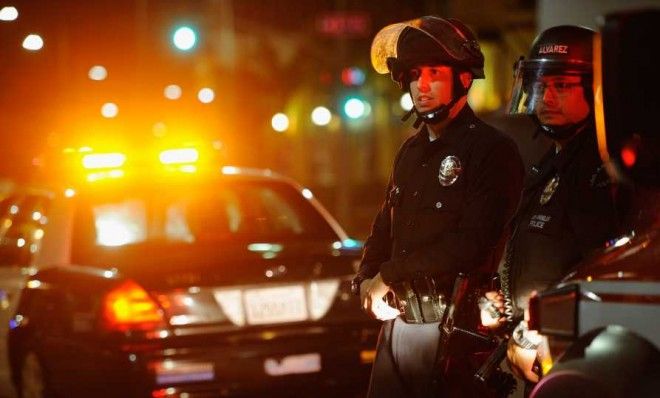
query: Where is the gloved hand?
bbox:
[360,272,400,321]
[479,290,507,329]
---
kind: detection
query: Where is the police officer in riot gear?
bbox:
[353,16,524,397]
[486,25,628,391]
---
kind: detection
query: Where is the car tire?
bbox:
[18,351,53,398]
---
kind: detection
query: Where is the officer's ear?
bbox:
[458,71,473,90]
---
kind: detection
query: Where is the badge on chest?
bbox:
[438,155,462,186]
[539,175,560,205]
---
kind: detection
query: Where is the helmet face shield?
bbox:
[507,59,592,116]
[370,16,484,83]
[508,25,596,117]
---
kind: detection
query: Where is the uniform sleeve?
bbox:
[356,180,393,280]
[380,138,525,283]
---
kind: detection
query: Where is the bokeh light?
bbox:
[400,93,413,111]
[172,26,197,51]
[344,98,366,119]
[0,6,19,21]
[22,34,43,51]
[88,65,108,81]
[311,106,332,126]
[197,88,215,104]
[101,102,119,118]
[271,113,289,132]
[164,84,182,100]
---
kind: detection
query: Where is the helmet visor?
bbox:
[371,16,479,74]
[507,59,591,116]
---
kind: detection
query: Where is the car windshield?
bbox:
[70,178,338,265]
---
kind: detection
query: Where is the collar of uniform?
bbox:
[410,105,476,147]
[546,123,595,172]
[526,124,595,189]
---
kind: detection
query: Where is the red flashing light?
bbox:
[102,280,165,332]
[621,146,637,168]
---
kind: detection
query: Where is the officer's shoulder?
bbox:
[469,117,519,154]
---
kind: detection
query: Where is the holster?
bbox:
[389,275,453,323]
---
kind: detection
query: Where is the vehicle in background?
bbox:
[1,146,379,398]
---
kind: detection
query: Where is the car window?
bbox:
[71,179,338,264]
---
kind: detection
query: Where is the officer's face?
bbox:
[533,75,590,126]
[408,65,453,113]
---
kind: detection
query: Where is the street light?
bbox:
[400,93,413,111]
[101,102,119,118]
[197,88,215,104]
[88,65,108,81]
[164,84,182,100]
[0,6,18,21]
[172,26,197,51]
[22,34,43,51]
[271,113,289,132]
[311,106,332,126]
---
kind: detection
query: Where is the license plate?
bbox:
[244,285,308,325]
[264,353,321,376]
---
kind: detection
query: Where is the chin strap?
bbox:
[411,95,463,128]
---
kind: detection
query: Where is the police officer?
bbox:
[489,25,627,390]
[352,16,524,397]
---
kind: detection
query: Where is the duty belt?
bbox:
[389,275,453,324]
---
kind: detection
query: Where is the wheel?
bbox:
[19,351,51,398]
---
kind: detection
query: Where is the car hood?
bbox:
[563,227,660,283]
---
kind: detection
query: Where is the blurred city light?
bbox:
[22,34,44,51]
[343,97,367,119]
[311,106,332,126]
[341,67,366,86]
[172,26,197,51]
[82,153,126,169]
[301,188,314,199]
[152,122,167,137]
[271,113,289,132]
[101,102,119,118]
[159,148,199,165]
[400,93,413,111]
[64,188,76,198]
[88,65,108,81]
[0,6,18,21]
[197,88,215,104]
[164,84,182,100]
[221,166,240,175]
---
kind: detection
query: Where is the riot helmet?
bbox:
[508,25,596,140]
[371,16,484,126]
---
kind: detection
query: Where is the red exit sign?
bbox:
[317,12,371,37]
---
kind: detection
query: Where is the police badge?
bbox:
[438,156,462,186]
[540,175,560,205]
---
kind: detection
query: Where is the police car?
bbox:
[527,227,660,398]
[0,147,378,397]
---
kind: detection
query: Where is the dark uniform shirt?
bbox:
[358,106,525,286]
[509,125,622,309]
